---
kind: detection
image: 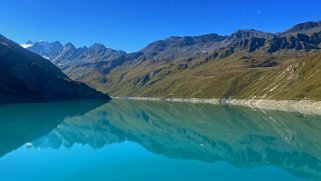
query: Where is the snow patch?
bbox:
[20,44,33,48]
[42,56,50,59]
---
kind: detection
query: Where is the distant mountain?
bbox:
[25,21,321,68]
[209,30,321,60]
[281,21,321,35]
[228,29,275,41]
[27,40,63,60]
[0,34,110,103]
[22,20,321,100]
[140,33,228,61]
[26,41,126,69]
[139,26,321,62]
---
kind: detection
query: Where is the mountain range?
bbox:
[0,34,110,103]
[23,20,321,100]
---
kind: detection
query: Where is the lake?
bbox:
[0,99,321,181]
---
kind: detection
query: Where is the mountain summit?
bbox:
[282,21,321,35]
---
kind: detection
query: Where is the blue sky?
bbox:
[1,0,321,52]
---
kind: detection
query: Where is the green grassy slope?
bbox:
[67,51,321,100]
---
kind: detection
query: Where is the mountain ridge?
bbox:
[26,20,321,66]
[23,20,321,100]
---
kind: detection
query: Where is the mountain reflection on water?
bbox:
[1,99,321,180]
[0,100,107,157]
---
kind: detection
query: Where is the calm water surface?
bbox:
[0,99,321,181]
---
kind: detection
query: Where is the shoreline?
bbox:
[112,97,321,115]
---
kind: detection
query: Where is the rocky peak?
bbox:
[26,40,63,60]
[26,40,33,44]
[50,41,63,47]
[64,42,76,50]
[90,43,106,49]
[61,43,77,54]
[164,33,227,47]
[140,33,228,59]
[282,21,321,35]
[88,43,106,54]
[49,41,63,52]
[192,33,228,43]
[286,21,319,32]
[229,29,274,41]
[28,41,51,55]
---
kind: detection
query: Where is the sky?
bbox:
[0,0,321,52]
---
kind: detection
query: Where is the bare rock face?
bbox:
[0,34,110,103]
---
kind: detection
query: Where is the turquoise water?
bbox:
[0,99,321,181]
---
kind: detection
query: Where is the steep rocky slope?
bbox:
[0,34,110,103]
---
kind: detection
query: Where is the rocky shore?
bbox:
[113,97,321,115]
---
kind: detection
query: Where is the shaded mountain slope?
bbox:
[0,34,110,103]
